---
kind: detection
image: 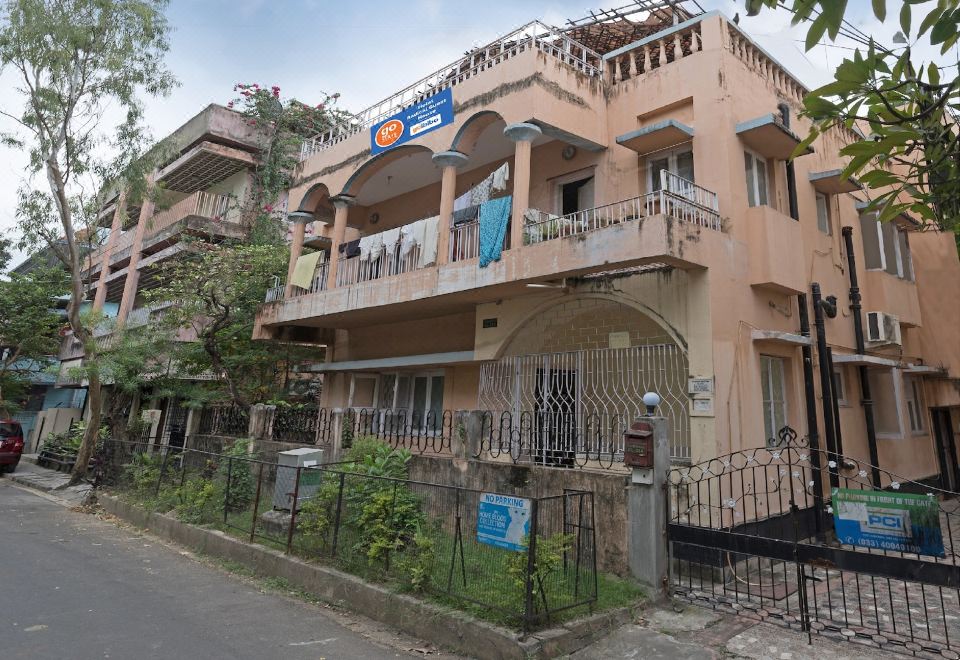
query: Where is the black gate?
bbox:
[668,427,960,658]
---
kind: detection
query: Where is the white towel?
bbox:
[491,162,510,192]
[401,219,425,257]
[358,233,383,262]
[418,216,439,267]
[453,191,471,212]
[381,227,402,253]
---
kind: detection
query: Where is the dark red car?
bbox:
[0,420,24,473]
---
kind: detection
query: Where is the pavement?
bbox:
[0,474,446,660]
[0,461,889,660]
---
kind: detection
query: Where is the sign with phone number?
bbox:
[832,487,945,557]
[370,88,454,155]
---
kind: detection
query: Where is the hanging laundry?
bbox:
[401,218,427,257]
[470,174,494,205]
[290,250,323,289]
[453,204,480,226]
[479,195,512,268]
[453,190,472,212]
[358,233,383,262]
[491,162,510,193]
[338,238,361,258]
[418,216,440,267]
[381,227,402,254]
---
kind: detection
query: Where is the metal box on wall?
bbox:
[623,421,654,468]
[272,447,324,510]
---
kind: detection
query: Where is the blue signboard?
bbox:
[477,493,531,552]
[370,88,454,155]
[832,487,945,557]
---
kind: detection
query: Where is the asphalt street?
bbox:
[0,478,421,660]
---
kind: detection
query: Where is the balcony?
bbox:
[256,181,727,335]
[742,205,805,294]
[299,21,601,160]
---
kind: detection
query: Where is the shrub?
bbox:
[395,527,437,593]
[175,478,225,524]
[122,452,164,498]
[216,439,256,512]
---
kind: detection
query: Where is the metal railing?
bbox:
[448,220,512,262]
[336,242,424,287]
[265,262,329,302]
[95,438,598,631]
[300,21,601,160]
[145,191,231,240]
[196,404,249,436]
[524,182,721,245]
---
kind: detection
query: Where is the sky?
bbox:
[0,0,953,270]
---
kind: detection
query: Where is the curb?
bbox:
[98,494,635,659]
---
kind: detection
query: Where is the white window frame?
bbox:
[904,375,926,435]
[869,367,906,440]
[744,149,769,207]
[647,146,694,193]
[553,167,596,216]
[760,355,788,445]
[348,374,379,409]
[365,370,446,434]
[862,213,914,281]
[815,192,831,235]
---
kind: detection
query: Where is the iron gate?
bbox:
[668,427,960,658]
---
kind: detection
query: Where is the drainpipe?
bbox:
[826,347,844,457]
[797,294,824,533]
[841,226,883,488]
[778,103,800,221]
[811,283,840,489]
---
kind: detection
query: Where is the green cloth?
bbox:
[290,251,323,289]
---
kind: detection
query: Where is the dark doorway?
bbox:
[534,369,577,467]
[932,408,959,492]
[161,400,188,452]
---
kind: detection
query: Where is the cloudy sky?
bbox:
[0,0,950,269]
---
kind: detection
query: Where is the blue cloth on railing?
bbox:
[479,195,512,268]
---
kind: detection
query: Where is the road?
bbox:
[0,479,425,660]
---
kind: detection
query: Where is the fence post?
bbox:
[154,447,169,498]
[286,466,302,554]
[459,410,485,460]
[329,409,344,461]
[523,497,540,632]
[627,416,670,596]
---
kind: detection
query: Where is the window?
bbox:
[760,355,788,445]
[560,176,594,215]
[904,376,926,434]
[833,367,847,406]
[867,369,903,437]
[816,193,831,235]
[859,214,914,280]
[366,370,445,432]
[649,147,695,192]
[349,374,378,408]
[744,150,769,207]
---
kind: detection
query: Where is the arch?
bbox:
[296,182,331,215]
[340,144,435,198]
[450,110,506,156]
[493,291,687,361]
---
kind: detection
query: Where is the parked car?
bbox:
[0,420,25,473]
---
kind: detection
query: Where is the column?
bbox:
[326,194,355,290]
[116,179,155,325]
[431,150,469,266]
[284,211,314,298]
[92,190,126,312]
[503,122,542,251]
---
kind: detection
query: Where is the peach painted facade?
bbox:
[254,12,960,480]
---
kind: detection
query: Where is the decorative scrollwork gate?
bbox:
[668,427,960,658]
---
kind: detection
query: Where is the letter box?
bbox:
[623,421,654,468]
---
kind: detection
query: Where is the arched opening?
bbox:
[478,297,690,464]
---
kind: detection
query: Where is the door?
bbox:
[534,368,578,467]
[162,400,188,451]
[932,408,959,492]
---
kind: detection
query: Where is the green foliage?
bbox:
[395,527,437,593]
[745,0,960,232]
[0,266,69,414]
[175,478,224,524]
[216,439,256,512]
[121,452,164,498]
[507,533,575,611]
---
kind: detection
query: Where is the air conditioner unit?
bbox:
[866,311,902,346]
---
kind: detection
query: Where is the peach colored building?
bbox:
[254,8,960,481]
[57,104,265,444]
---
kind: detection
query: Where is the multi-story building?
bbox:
[253,6,960,481]
[57,103,265,446]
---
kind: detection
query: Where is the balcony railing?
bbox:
[604,18,703,83]
[448,220,512,263]
[145,190,230,240]
[300,21,601,160]
[265,262,329,302]
[337,242,424,287]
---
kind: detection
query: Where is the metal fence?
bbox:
[196,405,249,436]
[93,439,598,630]
[272,406,323,444]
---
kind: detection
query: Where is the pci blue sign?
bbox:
[477,493,531,552]
[832,488,945,557]
[370,88,454,155]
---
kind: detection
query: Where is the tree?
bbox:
[745,1,960,231]
[0,0,176,483]
[0,267,69,415]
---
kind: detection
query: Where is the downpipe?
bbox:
[797,294,824,535]
[811,283,840,490]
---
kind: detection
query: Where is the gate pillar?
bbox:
[627,416,670,596]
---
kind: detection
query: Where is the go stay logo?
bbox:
[375,119,404,149]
